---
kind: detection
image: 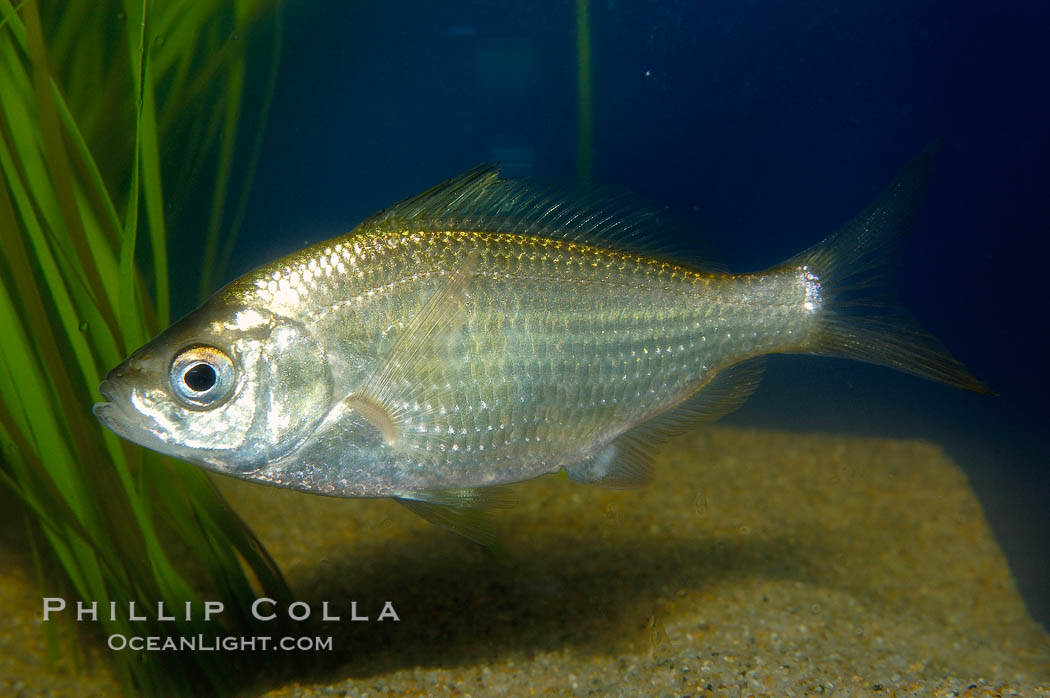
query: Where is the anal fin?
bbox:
[565,441,655,490]
[645,356,767,437]
[566,358,766,490]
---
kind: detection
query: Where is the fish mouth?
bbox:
[92,379,138,442]
[95,378,118,404]
[91,401,123,434]
[91,379,119,421]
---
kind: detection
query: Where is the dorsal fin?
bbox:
[359,165,726,272]
[361,165,504,227]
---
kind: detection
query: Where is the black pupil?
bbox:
[184,363,217,392]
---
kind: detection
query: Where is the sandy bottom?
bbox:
[3,426,1049,696]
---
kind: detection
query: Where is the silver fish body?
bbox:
[94,155,987,542]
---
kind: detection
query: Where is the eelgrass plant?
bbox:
[0,1,289,694]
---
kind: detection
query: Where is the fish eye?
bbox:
[169,345,236,408]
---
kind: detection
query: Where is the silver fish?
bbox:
[94,150,987,544]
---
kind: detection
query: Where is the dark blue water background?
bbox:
[184,1,1049,628]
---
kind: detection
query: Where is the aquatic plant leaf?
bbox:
[0,0,287,693]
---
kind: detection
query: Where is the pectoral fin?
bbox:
[344,254,479,450]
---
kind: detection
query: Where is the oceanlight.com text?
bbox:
[107,634,334,652]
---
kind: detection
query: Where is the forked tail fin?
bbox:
[785,145,992,394]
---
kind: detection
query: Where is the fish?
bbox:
[93,148,989,545]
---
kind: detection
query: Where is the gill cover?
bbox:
[95,309,333,472]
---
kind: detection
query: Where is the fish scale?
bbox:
[94,152,989,546]
[225,228,818,488]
